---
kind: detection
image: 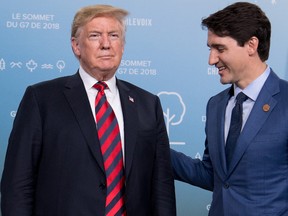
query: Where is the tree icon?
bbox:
[157,91,186,137]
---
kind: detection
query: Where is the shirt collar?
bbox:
[79,65,117,94]
[233,65,270,101]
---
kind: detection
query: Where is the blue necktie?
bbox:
[225,92,248,169]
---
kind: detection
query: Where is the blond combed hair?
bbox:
[71,4,129,41]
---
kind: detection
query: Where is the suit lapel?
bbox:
[227,71,280,174]
[116,79,138,179]
[63,72,105,172]
[210,88,231,177]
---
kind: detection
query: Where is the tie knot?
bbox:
[236,92,248,104]
[93,81,108,92]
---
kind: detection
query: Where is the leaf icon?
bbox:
[26,59,38,72]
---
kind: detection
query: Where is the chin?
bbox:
[220,79,231,85]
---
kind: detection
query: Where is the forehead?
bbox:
[207,30,237,47]
[84,16,122,31]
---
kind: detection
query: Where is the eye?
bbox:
[89,32,101,40]
[216,46,225,53]
[109,33,120,40]
[217,48,224,53]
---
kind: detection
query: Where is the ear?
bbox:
[71,37,81,57]
[247,36,259,56]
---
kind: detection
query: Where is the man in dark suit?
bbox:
[171,2,288,216]
[1,5,176,216]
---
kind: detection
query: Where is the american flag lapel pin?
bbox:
[128,96,134,103]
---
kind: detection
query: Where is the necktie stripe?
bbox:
[107,171,125,191]
[103,146,122,178]
[107,166,125,193]
[98,114,116,140]
[96,106,113,129]
[101,123,120,155]
[93,81,126,216]
[106,176,125,205]
[96,105,109,124]
[104,142,122,171]
[106,195,126,216]
[107,158,124,186]
[99,116,118,141]
[95,94,106,112]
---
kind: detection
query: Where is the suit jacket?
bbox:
[171,70,288,216]
[1,72,176,216]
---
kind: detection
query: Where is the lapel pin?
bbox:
[128,96,134,103]
[262,104,270,112]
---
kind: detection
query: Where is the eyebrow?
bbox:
[207,43,225,48]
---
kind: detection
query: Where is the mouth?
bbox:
[98,55,113,59]
[217,66,226,72]
[216,65,227,76]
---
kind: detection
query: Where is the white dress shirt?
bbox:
[79,66,125,158]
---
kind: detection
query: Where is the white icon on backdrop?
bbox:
[56,60,65,72]
[10,62,22,68]
[41,64,53,69]
[26,59,38,72]
[158,91,186,145]
[1,58,66,72]
[195,152,202,160]
[10,111,17,118]
[0,58,6,71]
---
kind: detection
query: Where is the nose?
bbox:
[208,50,219,66]
[100,35,111,50]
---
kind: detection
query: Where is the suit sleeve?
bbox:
[169,94,215,191]
[170,147,214,191]
[152,96,177,216]
[1,86,42,216]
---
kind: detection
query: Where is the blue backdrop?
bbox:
[1,0,287,215]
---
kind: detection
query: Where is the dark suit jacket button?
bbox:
[99,183,106,190]
[224,183,230,189]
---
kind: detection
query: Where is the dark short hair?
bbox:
[201,2,271,61]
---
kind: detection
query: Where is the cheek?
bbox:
[73,40,90,57]
[79,43,96,57]
[114,41,124,53]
